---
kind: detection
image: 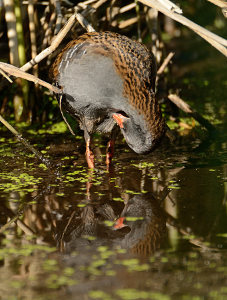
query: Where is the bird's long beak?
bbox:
[114,217,126,229]
[112,113,128,129]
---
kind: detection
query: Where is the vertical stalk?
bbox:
[3,0,19,66]
[135,0,142,42]
[0,0,3,23]
[145,7,162,64]
[14,0,29,119]
[27,0,38,122]
[14,0,26,66]
[3,0,21,121]
[54,0,63,35]
[28,0,38,75]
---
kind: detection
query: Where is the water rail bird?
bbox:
[51,32,166,168]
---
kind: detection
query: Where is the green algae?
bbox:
[46,273,77,289]
[89,290,113,300]
[0,171,43,194]
[132,162,154,169]
[27,121,68,135]
[112,197,124,202]
[115,289,170,300]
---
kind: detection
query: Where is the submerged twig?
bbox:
[0,114,54,169]
[168,94,216,131]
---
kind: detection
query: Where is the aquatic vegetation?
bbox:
[132,162,154,169]
[0,171,43,194]
[115,289,170,300]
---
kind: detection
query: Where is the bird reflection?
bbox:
[55,193,166,256]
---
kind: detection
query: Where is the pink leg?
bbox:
[85,138,95,169]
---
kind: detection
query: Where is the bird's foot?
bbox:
[86,144,95,169]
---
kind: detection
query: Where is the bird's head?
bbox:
[112,113,154,154]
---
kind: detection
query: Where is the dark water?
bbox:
[0,48,227,299]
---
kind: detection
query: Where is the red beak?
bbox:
[113,113,126,129]
[114,217,126,229]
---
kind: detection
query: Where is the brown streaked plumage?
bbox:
[51,31,166,168]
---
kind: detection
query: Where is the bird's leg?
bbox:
[84,129,95,169]
[106,126,119,167]
[85,138,95,169]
